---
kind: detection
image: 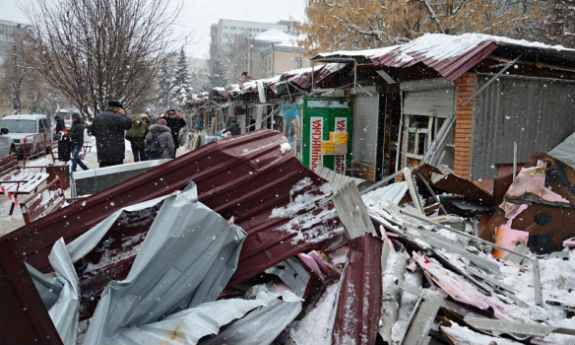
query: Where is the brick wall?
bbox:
[351,161,375,181]
[454,73,477,178]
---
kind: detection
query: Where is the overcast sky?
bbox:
[0,0,307,59]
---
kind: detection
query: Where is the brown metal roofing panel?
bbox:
[371,46,417,69]
[373,40,498,81]
[1,129,344,319]
[420,40,498,81]
[332,234,383,345]
[0,240,63,345]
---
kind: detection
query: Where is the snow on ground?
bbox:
[0,197,24,237]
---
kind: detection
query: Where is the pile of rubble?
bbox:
[1,129,574,345]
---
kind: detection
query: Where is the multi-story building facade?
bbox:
[249,29,310,79]
[209,19,290,58]
[209,19,309,82]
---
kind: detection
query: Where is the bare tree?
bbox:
[0,25,48,114]
[28,0,179,115]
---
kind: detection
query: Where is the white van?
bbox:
[0,114,53,157]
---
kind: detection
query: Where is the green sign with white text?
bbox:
[301,98,352,174]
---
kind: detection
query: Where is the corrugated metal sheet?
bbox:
[81,183,247,344]
[549,131,575,168]
[201,294,302,345]
[0,240,63,345]
[314,33,575,82]
[1,129,344,319]
[332,234,383,345]
[315,34,498,81]
[107,290,301,345]
[372,39,497,82]
[472,76,575,179]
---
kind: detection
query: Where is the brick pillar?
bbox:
[454,73,477,179]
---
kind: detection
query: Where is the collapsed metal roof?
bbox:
[313,33,575,81]
[2,129,344,319]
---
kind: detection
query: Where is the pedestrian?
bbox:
[54,114,65,135]
[165,109,186,157]
[69,113,88,172]
[125,114,148,162]
[140,114,151,129]
[91,100,132,168]
[56,128,72,162]
[145,118,175,159]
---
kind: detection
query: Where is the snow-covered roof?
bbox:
[255,29,301,48]
[255,29,292,43]
[315,33,575,81]
[317,45,400,60]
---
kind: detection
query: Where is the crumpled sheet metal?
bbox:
[28,239,80,345]
[265,257,313,299]
[289,282,340,345]
[416,165,493,206]
[440,322,523,345]
[332,234,383,345]
[200,290,303,345]
[413,252,526,322]
[82,183,246,344]
[4,130,343,319]
[362,181,408,207]
[108,290,300,345]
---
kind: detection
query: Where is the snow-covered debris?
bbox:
[280,142,292,154]
[270,177,343,244]
[289,283,340,345]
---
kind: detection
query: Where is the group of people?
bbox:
[93,102,187,168]
[56,101,187,171]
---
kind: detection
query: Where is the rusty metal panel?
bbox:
[0,240,63,345]
[1,130,343,320]
[332,234,382,345]
[417,165,493,206]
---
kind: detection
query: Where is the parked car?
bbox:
[0,128,15,158]
[0,114,53,158]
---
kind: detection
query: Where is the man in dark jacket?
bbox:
[165,109,186,157]
[92,101,132,168]
[70,113,88,172]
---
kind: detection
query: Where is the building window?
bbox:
[294,57,302,69]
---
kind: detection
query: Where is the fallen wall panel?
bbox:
[332,234,383,345]
[1,130,343,320]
